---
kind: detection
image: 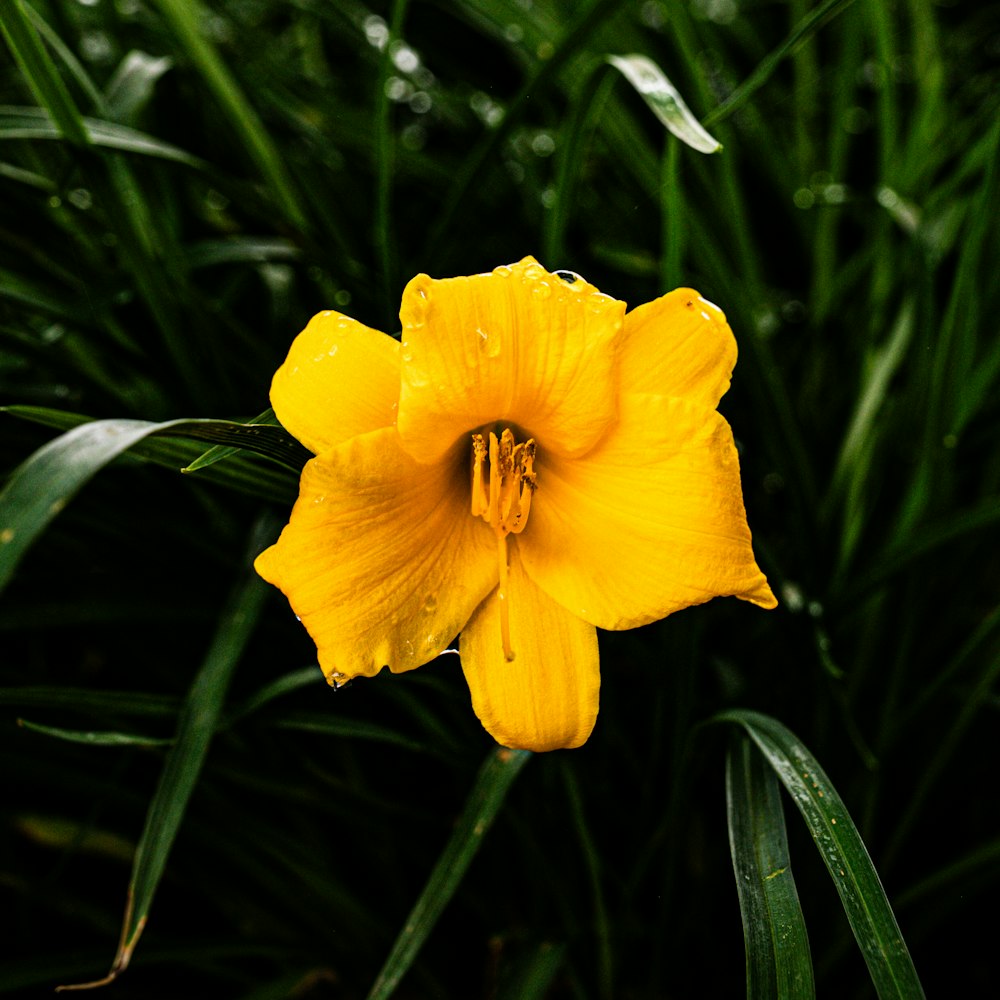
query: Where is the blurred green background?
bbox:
[2,0,999,996]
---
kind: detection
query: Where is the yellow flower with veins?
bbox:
[254,257,776,752]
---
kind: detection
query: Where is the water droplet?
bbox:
[328,671,351,690]
[476,327,501,357]
[554,269,581,284]
[422,594,438,612]
[531,280,551,299]
[493,264,512,278]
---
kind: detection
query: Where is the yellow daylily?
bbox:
[255,257,776,752]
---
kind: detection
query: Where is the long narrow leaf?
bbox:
[57,545,271,990]
[726,735,814,999]
[608,54,721,153]
[0,107,207,166]
[366,747,532,1000]
[151,0,309,231]
[18,719,172,748]
[0,413,307,592]
[0,1,90,148]
[3,406,298,504]
[715,711,925,1000]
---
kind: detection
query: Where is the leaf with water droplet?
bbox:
[607,54,722,155]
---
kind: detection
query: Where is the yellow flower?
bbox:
[255,257,776,752]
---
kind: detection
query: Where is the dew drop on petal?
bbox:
[554,269,582,285]
[422,593,438,612]
[328,671,351,690]
[477,327,501,357]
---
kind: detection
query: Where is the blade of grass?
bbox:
[542,60,617,265]
[659,135,683,293]
[374,0,409,327]
[57,536,272,990]
[0,107,208,166]
[0,687,180,717]
[562,759,613,1000]
[702,0,859,128]
[18,719,172,748]
[3,406,298,503]
[424,0,619,263]
[608,54,722,154]
[151,0,309,232]
[182,408,290,473]
[0,1,91,148]
[496,942,566,1000]
[726,734,815,999]
[365,746,532,1000]
[0,414,305,593]
[714,710,925,1000]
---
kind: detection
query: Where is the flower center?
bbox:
[470,427,537,661]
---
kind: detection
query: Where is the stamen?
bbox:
[496,534,514,661]
[470,426,537,662]
[471,434,488,518]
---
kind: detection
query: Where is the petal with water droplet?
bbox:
[460,544,599,752]
[397,257,624,464]
[269,311,400,455]
[255,428,496,679]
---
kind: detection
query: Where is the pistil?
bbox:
[471,427,537,661]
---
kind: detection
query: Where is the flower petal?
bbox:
[269,311,400,455]
[397,257,624,464]
[460,545,600,751]
[521,393,776,630]
[254,427,496,680]
[618,289,737,407]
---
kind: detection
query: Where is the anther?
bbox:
[470,426,537,662]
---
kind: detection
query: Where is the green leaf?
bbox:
[496,942,566,1000]
[0,411,305,592]
[103,51,173,124]
[702,0,859,127]
[267,711,431,756]
[181,408,294,474]
[607,54,721,154]
[0,686,180,717]
[58,543,271,990]
[18,719,172,748]
[150,0,309,231]
[225,665,322,724]
[3,406,298,505]
[0,107,207,167]
[0,1,90,148]
[726,735,815,999]
[365,746,532,1000]
[715,711,926,1000]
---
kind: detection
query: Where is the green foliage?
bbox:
[2,0,999,997]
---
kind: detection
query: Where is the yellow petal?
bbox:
[397,257,624,464]
[618,289,737,407]
[254,427,496,680]
[269,311,400,455]
[460,545,600,751]
[521,393,776,630]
